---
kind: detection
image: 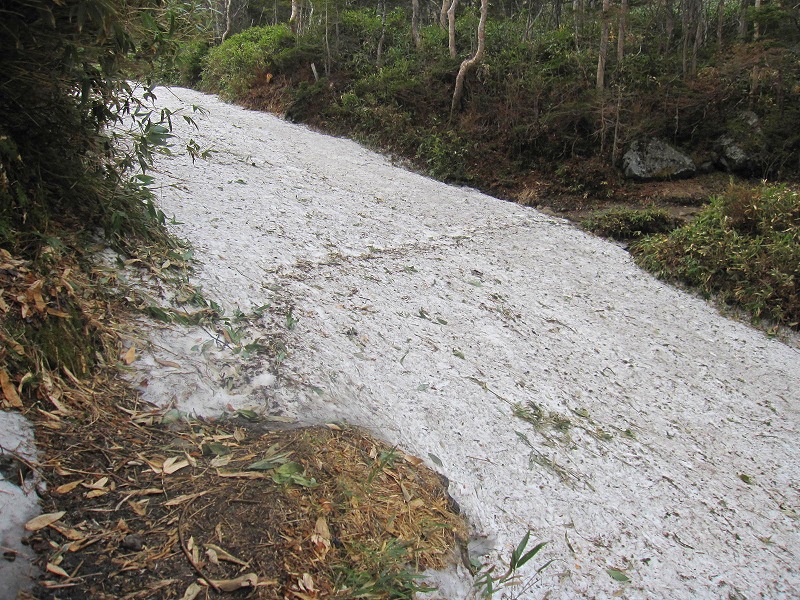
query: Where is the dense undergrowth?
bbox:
[157,2,800,330]
[633,185,800,329]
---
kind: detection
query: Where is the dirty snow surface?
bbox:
[140,86,800,598]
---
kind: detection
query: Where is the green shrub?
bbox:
[633,185,800,328]
[582,207,679,240]
[203,25,294,99]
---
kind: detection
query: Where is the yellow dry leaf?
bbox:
[211,573,259,592]
[162,457,189,475]
[0,368,22,408]
[164,491,208,507]
[46,563,70,578]
[55,480,83,495]
[324,423,341,431]
[83,476,108,490]
[86,489,108,499]
[205,543,249,567]
[123,345,136,365]
[49,523,85,541]
[25,512,66,531]
[46,308,70,318]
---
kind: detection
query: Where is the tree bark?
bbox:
[377,0,387,67]
[596,0,610,91]
[717,0,724,49]
[412,0,422,50]
[289,0,300,33]
[617,0,627,63]
[440,0,449,28]
[450,0,487,116]
[738,0,749,40]
[753,0,762,40]
[447,0,459,59]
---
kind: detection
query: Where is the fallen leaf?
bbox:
[0,368,23,408]
[155,358,181,368]
[311,517,331,557]
[123,345,136,365]
[49,523,85,541]
[607,568,631,583]
[205,547,219,566]
[26,512,66,531]
[164,491,208,507]
[180,582,204,600]
[211,573,259,592]
[205,543,249,566]
[55,480,83,495]
[403,454,423,466]
[162,457,189,475]
[324,423,341,431]
[46,563,70,578]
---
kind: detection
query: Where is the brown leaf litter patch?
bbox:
[1,245,466,599]
[31,407,466,599]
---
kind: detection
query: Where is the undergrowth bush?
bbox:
[203,25,295,98]
[583,207,679,240]
[633,185,800,328]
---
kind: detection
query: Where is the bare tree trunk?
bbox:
[681,0,690,78]
[440,0,449,28]
[573,0,583,48]
[448,0,459,58]
[412,0,422,50]
[596,0,610,91]
[289,0,300,33]
[221,0,233,42]
[738,0,749,40]
[753,0,762,40]
[691,0,703,78]
[664,0,674,52]
[450,0,487,116]
[717,0,724,49]
[377,0,387,67]
[617,0,627,63]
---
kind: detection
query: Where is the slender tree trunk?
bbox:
[738,0,749,40]
[753,0,762,40]
[617,0,627,63]
[377,0,387,67]
[440,0,449,28]
[691,0,703,78]
[448,0,459,58]
[717,0,724,49]
[681,0,690,78]
[596,0,610,91]
[450,0,487,116]
[573,0,583,48]
[289,0,300,33]
[221,0,233,42]
[412,0,422,50]
[664,0,675,52]
[325,0,332,75]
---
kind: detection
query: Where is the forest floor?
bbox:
[4,86,800,599]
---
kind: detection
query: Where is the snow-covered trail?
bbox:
[143,86,800,598]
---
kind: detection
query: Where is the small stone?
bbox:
[121,534,143,551]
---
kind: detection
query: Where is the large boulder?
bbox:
[622,138,696,182]
[714,111,764,175]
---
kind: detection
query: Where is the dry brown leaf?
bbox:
[162,457,189,475]
[49,523,85,541]
[403,454,423,466]
[205,547,219,566]
[311,516,331,558]
[164,491,208,507]
[55,480,83,495]
[324,423,341,431]
[211,573,259,592]
[85,489,108,499]
[25,511,66,531]
[123,345,136,365]
[204,543,249,567]
[180,582,204,600]
[46,563,70,578]
[0,368,22,408]
[154,358,181,368]
[46,308,70,318]
[83,476,109,490]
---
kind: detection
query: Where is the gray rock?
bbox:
[622,138,696,182]
[714,112,764,175]
[715,135,753,173]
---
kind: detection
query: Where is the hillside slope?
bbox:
[141,86,800,598]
